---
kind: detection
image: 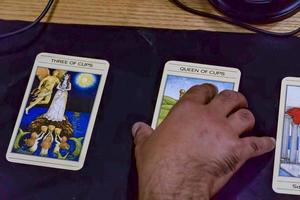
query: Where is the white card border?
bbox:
[6,53,109,171]
[151,60,241,128]
[272,77,300,195]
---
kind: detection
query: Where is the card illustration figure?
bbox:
[14,67,99,161]
[6,53,109,170]
[278,85,300,178]
[152,61,241,128]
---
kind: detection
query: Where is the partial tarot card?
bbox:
[273,77,300,195]
[6,53,109,170]
[151,60,241,128]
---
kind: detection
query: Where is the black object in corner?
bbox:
[209,0,300,24]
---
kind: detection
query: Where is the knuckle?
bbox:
[201,83,217,92]
[188,84,203,92]
[237,109,255,125]
[249,141,260,153]
[243,139,262,155]
[219,90,238,101]
[186,84,216,97]
[219,90,247,105]
[186,85,203,96]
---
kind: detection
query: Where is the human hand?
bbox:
[132,84,275,200]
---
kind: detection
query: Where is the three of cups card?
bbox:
[6,53,109,170]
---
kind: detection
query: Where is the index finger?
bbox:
[180,84,218,105]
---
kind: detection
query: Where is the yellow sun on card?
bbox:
[76,73,95,88]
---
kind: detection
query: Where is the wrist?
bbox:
[139,184,210,200]
[138,157,212,200]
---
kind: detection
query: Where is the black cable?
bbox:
[1,0,298,38]
[0,0,54,39]
[171,0,300,37]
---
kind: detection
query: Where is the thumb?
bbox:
[241,136,276,160]
[132,122,154,146]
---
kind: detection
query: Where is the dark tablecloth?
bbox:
[0,20,299,200]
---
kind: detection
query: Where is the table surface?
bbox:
[0,0,299,34]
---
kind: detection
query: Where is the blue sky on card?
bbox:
[164,75,234,100]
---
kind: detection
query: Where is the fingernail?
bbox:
[132,122,142,138]
[270,137,276,148]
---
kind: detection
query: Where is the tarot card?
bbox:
[273,77,300,195]
[6,53,109,170]
[151,60,241,128]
